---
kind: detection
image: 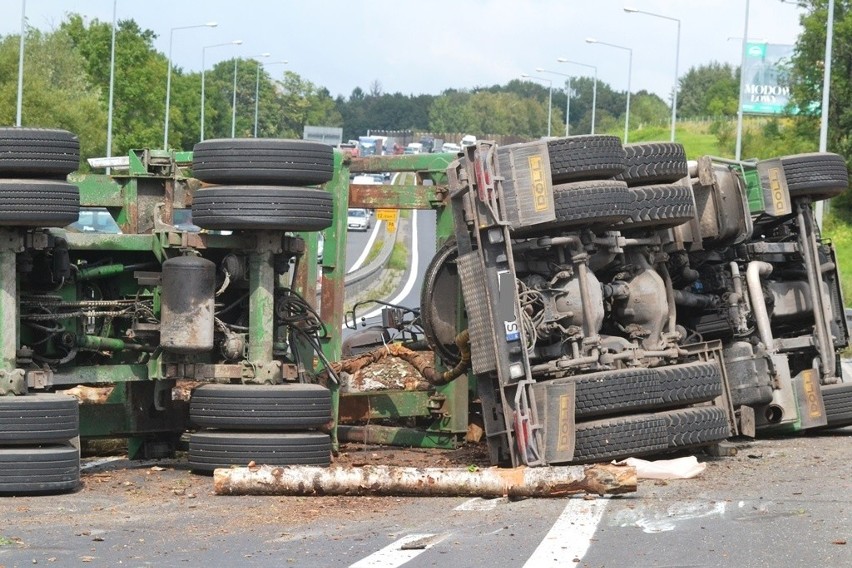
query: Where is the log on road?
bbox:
[213,463,636,498]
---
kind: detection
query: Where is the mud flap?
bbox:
[791,368,828,429]
[531,381,576,465]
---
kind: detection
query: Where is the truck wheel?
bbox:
[772,152,849,201]
[188,431,332,473]
[822,382,852,427]
[0,127,80,179]
[421,239,463,367]
[190,384,331,430]
[0,444,80,494]
[618,183,695,230]
[0,179,81,227]
[548,135,626,184]
[0,394,79,444]
[191,186,333,231]
[192,139,334,186]
[568,362,722,419]
[662,406,730,449]
[616,142,688,186]
[525,180,631,232]
[657,361,723,406]
[572,414,669,463]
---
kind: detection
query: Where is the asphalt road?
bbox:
[2,428,849,567]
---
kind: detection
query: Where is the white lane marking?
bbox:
[523,498,609,567]
[454,497,506,511]
[361,208,419,320]
[349,533,447,568]
[348,220,383,274]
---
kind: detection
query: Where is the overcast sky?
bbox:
[2,0,805,101]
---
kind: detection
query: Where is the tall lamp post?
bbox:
[735,0,750,161]
[163,21,217,149]
[557,58,597,134]
[254,60,287,137]
[624,6,680,142]
[106,0,117,173]
[521,74,553,137]
[238,52,272,138]
[536,68,572,136]
[586,38,633,143]
[201,40,242,142]
[15,0,26,127]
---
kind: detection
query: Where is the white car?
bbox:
[347,208,371,231]
[441,142,462,153]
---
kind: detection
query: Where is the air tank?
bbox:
[160,255,215,353]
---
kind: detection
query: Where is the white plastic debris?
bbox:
[614,456,706,480]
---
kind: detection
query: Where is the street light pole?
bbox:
[536,68,572,136]
[557,58,597,134]
[521,74,553,137]
[163,21,217,149]
[15,0,26,127]
[254,59,286,138]
[106,0,117,172]
[624,7,680,142]
[586,38,633,143]
[247,53,271,138]
[201,40,242,142]
[735,0,750,160]
[231,56,239,137]
[819,0,835,153]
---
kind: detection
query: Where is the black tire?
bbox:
[0,179,81,227]
[572,413,668,463]
[822,382,852,427]
[0,444,80,494]
[662,406,730,448]
[188,431,332,473]
[774,152,849,201]
[0,127,80,178]
[547,135,626,184]
[0,394,79,444]
[618,183,695,230]
[616,142,688,187]
[191,186,333,231]
[525,180,631,232]
[192,139,334,186]
[190,383,331,430]
[421,240,462,367]
[656,361,724,406]
[568,362,722,420]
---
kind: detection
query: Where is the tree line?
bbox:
[0,1,848,207]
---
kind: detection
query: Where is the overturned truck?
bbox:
[421,137,852,466]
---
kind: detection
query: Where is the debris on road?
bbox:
[213,463,636,498]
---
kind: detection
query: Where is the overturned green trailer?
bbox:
[1,127,851,494]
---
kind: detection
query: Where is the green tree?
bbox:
[61,14,167,155]
[0,28,105,163]
[677,62,739,118]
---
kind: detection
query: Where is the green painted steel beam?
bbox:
[348,184,444,210]
[348,152,457,174]
[339,390,432,421]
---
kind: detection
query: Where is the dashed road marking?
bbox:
[454,497,507,511]
[523,498,609,567]
[348,533,447,568]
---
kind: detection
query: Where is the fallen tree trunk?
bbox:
[213,463,636,498]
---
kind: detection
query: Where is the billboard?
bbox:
[741,42,795,114]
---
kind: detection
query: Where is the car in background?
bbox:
[404,142,423,154]
[347,208,371,231]
[441,142,462,153]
